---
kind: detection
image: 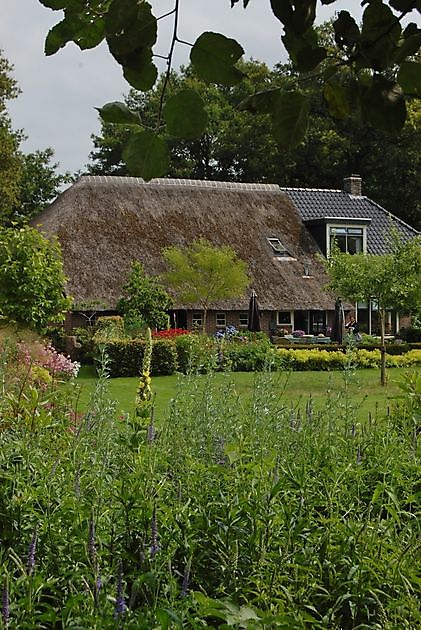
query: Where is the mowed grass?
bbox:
[72,366,410,422]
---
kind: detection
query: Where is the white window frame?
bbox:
[326,223,367,257]
[277,310,294,328]
[192,312,203,327]
[239,312,249,327]
[267,237,288,257]
[216,312,226,327]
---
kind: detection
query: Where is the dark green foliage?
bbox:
[117,261,172,332]
[0,226,71,332]
[94,337,178,377]
[399,325,421,342]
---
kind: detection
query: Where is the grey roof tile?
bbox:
[281,187,418,255]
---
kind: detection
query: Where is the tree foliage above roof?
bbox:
[38,0,421,180]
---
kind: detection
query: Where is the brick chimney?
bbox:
[343,174,362,196]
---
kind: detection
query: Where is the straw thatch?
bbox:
[32,176,335,311]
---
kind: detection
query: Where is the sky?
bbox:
[0,0,365,175]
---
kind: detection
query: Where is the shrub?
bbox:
[93,316,126,340]
[72,326,95,364]
[399,325,421,343]
[150,339,178,375]
[94,337,178,377]
[226,341,278,371]
[175,334,217,374]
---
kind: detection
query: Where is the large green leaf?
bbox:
[362,76,406,133]
[270,0,317,36]
[44,15,84,55]
[74,17,106,50]
[122,130,169,180]
[398,62,421,96]
[38,0,68,8]
[190,32,244,85]
[333,11,361,48]
[271,92,310,149]
[122,48,157,91]
[238,88,281,114]
[282,28,326,72]
[96,102,141,126]
[323,82,352,119]
[360,0,401,69]
[395,26,421,63]
[164,90,208,140]
[106,0,157,57]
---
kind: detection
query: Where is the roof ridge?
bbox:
[280,186,343,193]
[363,197,419,235]
[78,175,281,193]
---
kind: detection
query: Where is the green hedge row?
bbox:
[95,335,421,377]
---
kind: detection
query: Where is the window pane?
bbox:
[332,234,347,252]
[331,227,346,235]
[347,228,363,235]
[239,313,248,326]
[277,311,292,325]
[192,312,203,326]
[347,236,362,254]
[216,312,226,327]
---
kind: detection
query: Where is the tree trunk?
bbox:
[380,307,387,386]
[202,307,208,335]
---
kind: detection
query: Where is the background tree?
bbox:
[324,235,421,385]
[162,239,249,333]
[88,58,421,228]
[0,51,22,220]
[0,51,70,226]
[117,261,173,332]
[0,226,72,332]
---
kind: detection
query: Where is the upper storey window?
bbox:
[328,226,365,255]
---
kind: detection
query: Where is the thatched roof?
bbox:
[32,176,335,311]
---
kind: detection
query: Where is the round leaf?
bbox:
[362,77,406,133]
[398,62,421,97]
[122,130,169,180]
[164,90,208,139]
[190,32,244,85]
[271,92,310,149]
[96,102,141,126]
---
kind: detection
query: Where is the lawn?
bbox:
[73,365,408,422]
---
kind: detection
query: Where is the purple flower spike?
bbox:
[27,528,38,575]
[88,516,97,566]
[180,563,190,598]
[147,421,156,444]
[2,581,9,628]
[150,506,159,556]
[114,562,126,619]
[357,445,362,465]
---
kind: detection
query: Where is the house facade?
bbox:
[32,175,418,336]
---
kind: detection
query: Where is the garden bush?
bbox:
[94,337,178,377]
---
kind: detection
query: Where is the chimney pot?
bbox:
[344,175,362,196]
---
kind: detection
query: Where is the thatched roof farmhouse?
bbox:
[32,175,417,335]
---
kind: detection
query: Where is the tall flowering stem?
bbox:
[27,528,37,575]
[150,505,159,557]
[2,580,9,628]
[135,327,153,427]
[114,561,126,619]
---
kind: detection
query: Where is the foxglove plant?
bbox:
[1,581,9,628]
[27,528,37,575]
[114,561,126,619]
[150,506,159,556]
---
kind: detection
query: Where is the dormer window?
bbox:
[267,237,289,257]
[329,226,364,255]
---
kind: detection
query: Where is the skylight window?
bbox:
[267,237,288,256]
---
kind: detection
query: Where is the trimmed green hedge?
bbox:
[95,337,178,377]
[95,335,421,377]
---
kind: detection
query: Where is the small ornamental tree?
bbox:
[162,239,249,333]
[0,226,72,332]
[117,261,172,332]
[324,234,421,385]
